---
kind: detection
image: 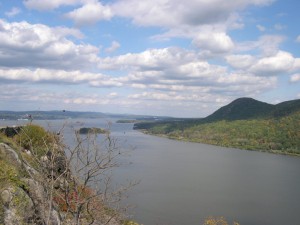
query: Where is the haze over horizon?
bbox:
[0,0,300,117]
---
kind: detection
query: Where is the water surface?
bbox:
[2,118,300,225]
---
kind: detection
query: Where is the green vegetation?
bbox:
[205,98,300,122]
[116,119,138,123]
[135,98,300,156]
[77,127,107,134]
[1,124,133,224]
[205,97,274,121]
[203,217,239,225]
[15,124,56,157]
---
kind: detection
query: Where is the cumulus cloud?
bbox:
[296,35,300,43]
[99,47,277,98]
[256,24,266,32]
[0,67,126,89]
[0,68,108,85]
[226,54,255,69]
[236,35,285,55]
[99,47,196,71]
[290,74,300,83]
[0,20,100,70]
[111,0,274,28]
[23,0,80,11]
[192,32,234,54]
[250,51,295,76]
[274,23,285,31]
[65,1,113,26]
[5,7,21,17]
[109,0,274,49]
[105,41,120,53]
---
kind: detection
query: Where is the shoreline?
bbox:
[138,129,300,157]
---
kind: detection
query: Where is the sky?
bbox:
[0,0,299,118]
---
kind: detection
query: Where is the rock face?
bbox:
[1,186,35,225]
[0,126,124,225]
[0,143,61,225]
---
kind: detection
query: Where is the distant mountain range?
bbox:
[1,97,299,122]
[205,97,300,122]
[0,110,170,121]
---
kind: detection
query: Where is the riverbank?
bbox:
[139,129,300,157]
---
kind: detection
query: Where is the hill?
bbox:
[133,97,300,155]
[205,97,300,122]
[272,99,300,117]
[205,97,274,121]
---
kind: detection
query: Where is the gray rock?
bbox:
[1,189,12,206]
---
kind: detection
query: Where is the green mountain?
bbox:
[205,97,300,122]
[133,97,300,155]
[205,97,274,121]
[271,99,300,117]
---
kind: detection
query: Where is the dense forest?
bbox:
[134,98,300,156]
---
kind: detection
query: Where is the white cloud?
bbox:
[296,35,300,43]
[99,47,196,71]
[274,23,285,31]
[110,0,274,48]
[256,24,266,32]
[99,47,277,98]
[250,51,295,76]
[111,0,274,28]
[290,74,300,83]
[0,20,99,70]
[105,41,120,53]
[0,84,123,111]
[0,68,107,84]
[5,7,21,17]
[226,54,255,69]
[192,32,234,54]
[23,0,80,11]
[65,1,113,26]
[236,35,285,55]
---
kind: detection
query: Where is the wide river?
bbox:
[2,118,300,225]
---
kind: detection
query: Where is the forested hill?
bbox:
[205,97,300,122]
[133,98,300,155]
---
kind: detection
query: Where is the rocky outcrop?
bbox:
[0,125,125,225]
[0,143,61,225]
[0,126,22,138]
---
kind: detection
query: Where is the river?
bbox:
[2,118,300,225]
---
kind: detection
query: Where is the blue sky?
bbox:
[0,0,299,117]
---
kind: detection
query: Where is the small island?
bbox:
[116,119,138,123]
[77,127,107,134]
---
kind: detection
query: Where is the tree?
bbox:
[15,124,136,225]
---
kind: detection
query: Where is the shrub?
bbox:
[14,124,55,158]
[203,217,239,225]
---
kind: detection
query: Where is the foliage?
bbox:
[0,132,18,148]
[123,220,140,225]
[116,120,138,123]
[77,127,107,134]
[143,111,300,155]
[205,98,300,122]
[53,185,95,212]
[14,124,56,158]
[0,159,28,191]
[203,217,239,225]
[206,98,274,121]
[0,123,134,224]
